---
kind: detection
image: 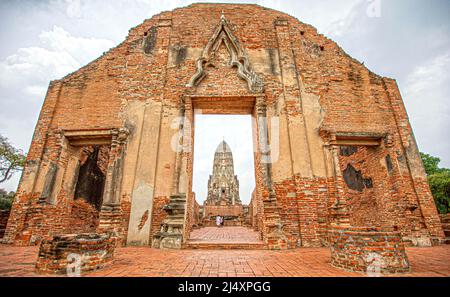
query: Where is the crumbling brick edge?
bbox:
[328,225,410,274]
[35,232,116,275]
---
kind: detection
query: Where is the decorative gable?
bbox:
[187,13,264,93]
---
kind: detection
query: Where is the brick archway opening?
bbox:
[183,95,267,249]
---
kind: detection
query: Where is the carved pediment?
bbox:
[187,13,264,93]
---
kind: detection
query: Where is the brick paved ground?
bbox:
[188,227,263,243]
[1,244,449,277]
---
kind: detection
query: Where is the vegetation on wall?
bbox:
[421,152,450,214]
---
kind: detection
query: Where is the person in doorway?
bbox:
[216,215,221,227]
[220,216,224,227]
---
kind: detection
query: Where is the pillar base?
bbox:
[328,225,410,275]
[152,194,186,249]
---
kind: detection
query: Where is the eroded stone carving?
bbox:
[187,13,264,93]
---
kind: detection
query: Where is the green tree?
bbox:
[420,152,450,214]
[420,152,444,175]
[0,188,14,210]
[0,135,26,183]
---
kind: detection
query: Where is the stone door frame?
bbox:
[173,94,276,245]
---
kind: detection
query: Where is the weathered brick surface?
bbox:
[440,214,450,244]
[329,225,410,274]
[0,210,10,238]
[247,190,258,228]
[3,3,444,249]
[35,232,116,275]
[150,196,170,241]
[202,204,245,226]
[203,205,243,217]
[67,200,99,234]
[192,198,200,227]
[3,144,110,245]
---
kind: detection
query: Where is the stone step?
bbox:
[162,219,184,225]
[185,241,266,250]
[169,199,186,204]
[165,214,185,220]
[163,204,185,211]
[170,195,186,202]
[170,193,186,198]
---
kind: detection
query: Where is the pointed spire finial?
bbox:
[221,9,226,22]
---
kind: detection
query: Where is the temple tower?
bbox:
[205,141,241,206]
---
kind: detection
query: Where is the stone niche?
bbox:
[35,232,116,275]
[328,226,410,274]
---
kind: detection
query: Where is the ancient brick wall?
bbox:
[251,128,270,244]
[336,143,443,245]
[440,214,450,244]
[4,3,444,248]
[35,233,115,275]
[329,226,410,274]
[0,210,10,238]
[203,205,244,217]
[149,196,170,242]
[193,199,200,227]
[67,200,99,234]
[4,143,111,245]
[338,145,392,227]
[248,190,259,229]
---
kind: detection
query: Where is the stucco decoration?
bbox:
[187,13,264,93]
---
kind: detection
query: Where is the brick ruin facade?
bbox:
[329,226,410,274]
[247,190,258,229]
[1,4,444,251]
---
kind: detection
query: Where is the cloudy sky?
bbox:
[0,0,449,204]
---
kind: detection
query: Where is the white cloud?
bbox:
[39,25,114,66]
[24,85,48,97]
[403,52,450,167]
[276,0,364,36]
[324,0,364,37]
[404,53,450,96]
[65,0,82,18]
[0,46,78,87]
[0,25,115,191]
[0,25,114,90]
